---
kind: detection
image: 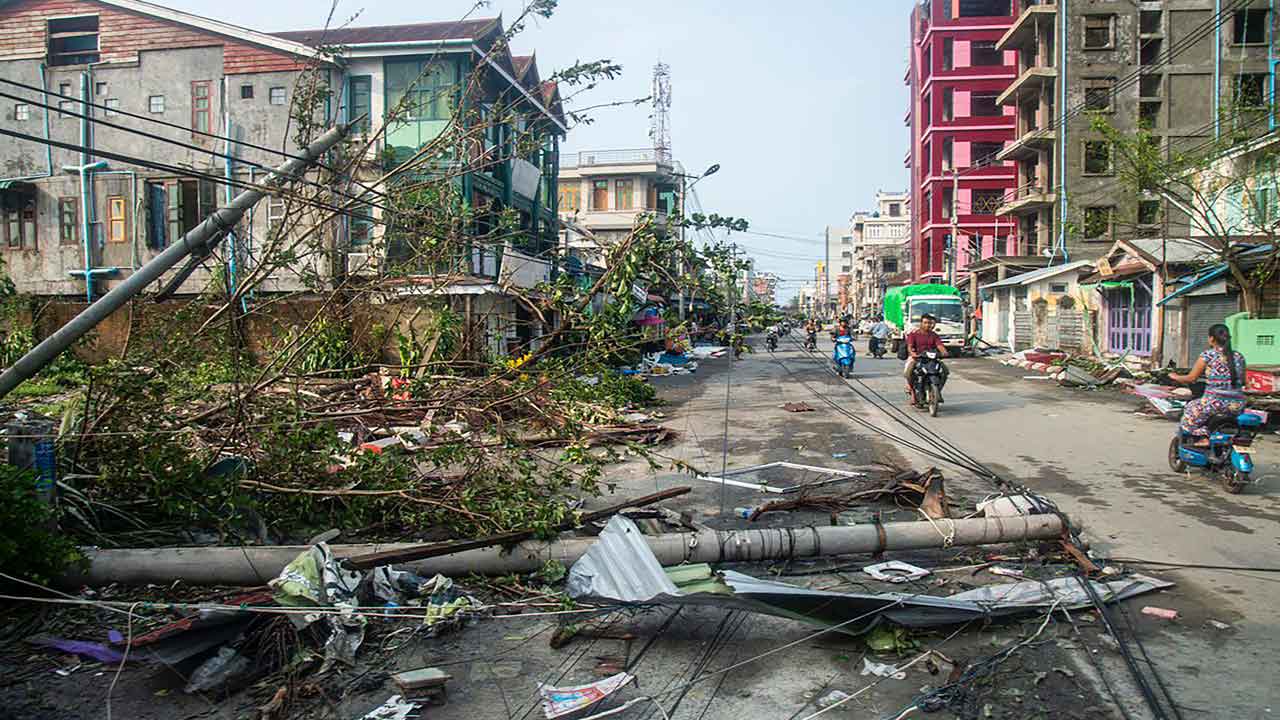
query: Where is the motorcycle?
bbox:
[832,335,855,378]
[868,336,888,359]
[911,351,946,416]
[766,331,778,352]
[1168,411,1261,494]
[804,331,817,352]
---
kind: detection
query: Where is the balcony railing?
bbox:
[561,148,673,168]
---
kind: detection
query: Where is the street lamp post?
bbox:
[672,163,721,321]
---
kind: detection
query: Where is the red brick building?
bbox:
[906,0,1017,284]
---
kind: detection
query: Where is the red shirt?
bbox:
[907,329,944,356]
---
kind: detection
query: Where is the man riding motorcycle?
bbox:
[904,313,949,405]
[804,318,818,351]
[868,315,891,358]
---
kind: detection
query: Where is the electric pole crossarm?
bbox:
[0,122,353,400]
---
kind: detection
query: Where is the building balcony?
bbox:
[997,66,1056,106]
[996,128,1055,162]
[997,3,1057,52]
[996,186,1055,217]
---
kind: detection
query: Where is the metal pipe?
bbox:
[0,122,352,399]
[1215,0,1222,140]
[221,77,238,303]
[1057,0,1069,262]
[76,73,96,302]
[62,515,1065,587]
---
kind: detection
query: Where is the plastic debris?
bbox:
[1141,606,1179,620]
[539,672,635,718]
[817,690,852,709]
[185,647,252,694]
[976,494,1051,517]
[359,695,419,720]
[861,658,906,680]
[782,402,816,413]
[863,560,930,584]
[1207,619,1232,630]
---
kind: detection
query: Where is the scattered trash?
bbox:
[831,452,848,459]
[359,695,420,720]
[861,657,906,680]
[988,566,1026,579]
[538,672,635,719]
[976,494,1050,517]
[817,690,852,709]
[28,637,126,665]
[733,506,757,519]
[783,402,816,413]
[1207,619,1232,630]
[866,625,918,653]
[1142,606,1179,621]
[863,560,931,584]
[184,647,252,694]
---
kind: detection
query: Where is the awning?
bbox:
[1157,265,1230,306]
[0,180,36,192]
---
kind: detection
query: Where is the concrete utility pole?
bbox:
[0,122,354,400]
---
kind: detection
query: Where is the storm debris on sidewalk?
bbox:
[863,560,931,584]
[538,671,636,719]
[783,401,816,412]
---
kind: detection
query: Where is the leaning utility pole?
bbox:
[0,122,354,400]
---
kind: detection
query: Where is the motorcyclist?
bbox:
[904,313,949,404]
[804,318,818,350]
[1169,323,1247,447]
[869,315,891,357]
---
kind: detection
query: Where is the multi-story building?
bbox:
[825,224,854,316]
[850,191,911,317]
[556,148,683,265]
[0,3,566,355]
[994,0,1275,264]
[907,0,1018,285]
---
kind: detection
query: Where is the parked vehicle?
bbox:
[1168,411,1260,494]
[883,284,967,356]
[832,334,855,378]
[910,350,947,416]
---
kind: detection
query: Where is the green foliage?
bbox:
[0,466,83,584]
[275,318,368,375]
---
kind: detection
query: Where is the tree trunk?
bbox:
[1226,260,1261,316]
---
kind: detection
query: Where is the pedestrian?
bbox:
[1170,323,1247,446]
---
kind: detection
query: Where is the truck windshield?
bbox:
[911,301,963,324]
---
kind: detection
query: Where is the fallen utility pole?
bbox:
[343,486,692,570]
[0,122,353,400]
[65,514,1064,587]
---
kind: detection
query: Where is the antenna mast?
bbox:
[651,62,672,163]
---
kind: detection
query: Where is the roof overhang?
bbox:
[475,44,567,135]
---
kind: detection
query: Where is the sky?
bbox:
[171,0,914,300]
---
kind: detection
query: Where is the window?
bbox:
[1235,73,1269,109]
[107,195,127,243]
[882,258,899,274]
[3,200,36,250]
[1140,9,1162,35]
[1084,79,1114,112]
[94,81,106,96]
[612,179,634,210]
[1049,282,1069,294]
[1138,199,1161,226]
[971,41,1003,66]
[146,179,214,248]
[57,100,74,118]
[346,76,371,132]
[14,103,29,121]
[191,81,211,134]
[148,95,165,114]
[971,92,1002,117]
[1084,141,1112,174]
[1084,15,1114,49]
[942,137,953,171]
[269,87,286,106]
[942,38,954,71]
[942,187,954,218]
[889,202,902,217]
[384,58,460,156]
[841,265,852,272]
[1233,9,1269,45]
[58,82,70,96]
[972,142,1003,166]
[240,84,254,100]
[350,204,373,248]
[558,184,580,212]
[58,197,78,245]
[1083,206,1114,240]
[942,88,953,121]
[591,180,609,210]
[47,16,99,66]
[104,98,119,117]
[266,196,286,238]
[972,189,1005,214]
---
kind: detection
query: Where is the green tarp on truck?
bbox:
[883,284,962,329]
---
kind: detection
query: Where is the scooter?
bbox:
[766,331,778,352]
[832,335,855,378]
[1168,411,1261,494]
[911,351,947,417]
[868,336,888,359]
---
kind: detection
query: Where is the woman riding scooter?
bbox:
[1169,324,1247,446]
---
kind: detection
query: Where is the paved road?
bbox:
[806,334,1280,718]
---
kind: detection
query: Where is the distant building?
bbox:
[907,0,1018,285]
[825,225,854,316]
[798,282,819,317]
[556,148,684,264]
[850,191,910,317]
